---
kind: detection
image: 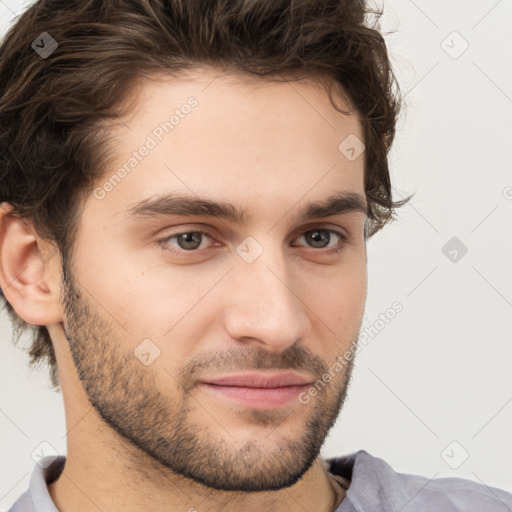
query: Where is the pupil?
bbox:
[179,232,201,250]
[307,230,328,248]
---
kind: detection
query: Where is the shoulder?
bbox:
[6,456,65,512]
[326,450,512,512]
[7,491,33,512]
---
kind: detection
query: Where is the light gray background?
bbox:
[1,0,511,509]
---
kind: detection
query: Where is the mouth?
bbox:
[198,371,313,410]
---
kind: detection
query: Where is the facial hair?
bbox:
[60,259,359,492]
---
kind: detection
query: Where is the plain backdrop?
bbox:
[1,0,511,509]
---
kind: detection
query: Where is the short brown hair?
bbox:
[0,0,411,390]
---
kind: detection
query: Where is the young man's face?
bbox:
[56,67,368,491]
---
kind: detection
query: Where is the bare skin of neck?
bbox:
[48,416,345,512]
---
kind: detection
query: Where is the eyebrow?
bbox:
[126,191,367,224]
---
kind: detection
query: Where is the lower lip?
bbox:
[199,383,309,409]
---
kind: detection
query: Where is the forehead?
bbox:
[121,66,362,138]
[87,66,365,223]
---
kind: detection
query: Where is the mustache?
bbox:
[178,344,329,392]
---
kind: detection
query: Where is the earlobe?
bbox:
[0,202,64,326]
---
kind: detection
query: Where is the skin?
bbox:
[0,66,367,512]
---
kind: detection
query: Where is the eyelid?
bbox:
[157,223,349,256]
[290,222,349,240]
[291,227,347,252]
[157,222,349,239]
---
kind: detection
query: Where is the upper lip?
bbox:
[200,371,313,388]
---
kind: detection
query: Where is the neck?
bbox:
[48,440,341,512]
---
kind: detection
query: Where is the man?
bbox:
[0,1,511,511]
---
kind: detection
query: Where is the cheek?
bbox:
[113,262,224,341]
[306,259,367,338]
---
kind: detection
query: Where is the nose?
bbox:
[222,244,312,353]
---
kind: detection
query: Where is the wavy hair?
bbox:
[0,0,411,389]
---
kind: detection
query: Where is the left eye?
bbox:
[294,229,346,251]
[159,228,346,254]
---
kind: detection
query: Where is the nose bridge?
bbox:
[224,240,310,350]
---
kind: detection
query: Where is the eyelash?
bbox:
[157,228,347,257]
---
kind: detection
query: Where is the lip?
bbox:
[200,371,313,388]
[198,371,314,410]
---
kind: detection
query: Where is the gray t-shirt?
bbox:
[8,450,512,511]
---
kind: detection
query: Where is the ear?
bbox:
[0,202,64,326]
